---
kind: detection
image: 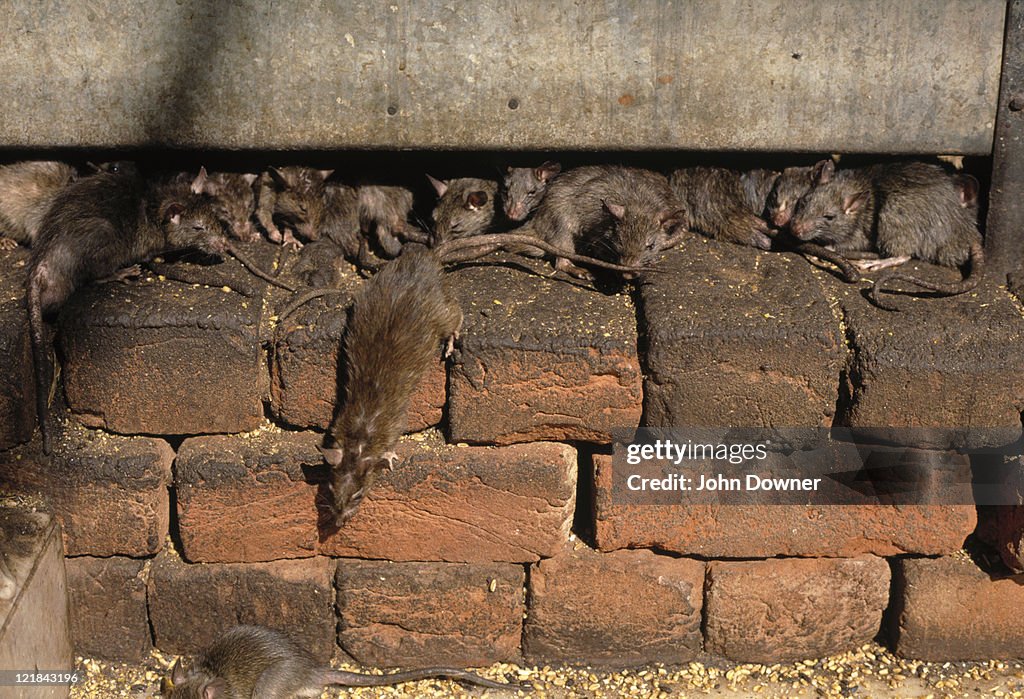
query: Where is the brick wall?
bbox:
[2,238,1024,665]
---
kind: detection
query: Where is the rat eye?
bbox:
[646,241,657,251]
[823,213,836,222]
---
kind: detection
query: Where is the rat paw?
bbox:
[555,258,594,281]
[0,237,18,251]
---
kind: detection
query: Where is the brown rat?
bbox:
[27,167,231,453]
[161,624,511,698]
[190,168,260,242]
[320,245,463,524]
[357,184,425,256]
[764,163,829,229]
[427,175,499,244]
[0,161,77,250]
[527,164,687,280]
[255,167,334,248]
[669,166,774,250]
[294,235,649,523]
[788,160,983,308]
[502,160,562,221]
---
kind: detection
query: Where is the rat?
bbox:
[319,244,463,525]
[286,235,650,523]
[666,166,859,281]
[27,166,232,453]
[161,624,511,698]
[357,184,426,256]
[764,162,831,229]
[669,167,774,250]
[501,160,562,222]
[526,164,686,279]
[740,168,781,215]
[190,168,260,242]
[0,161,77,250]
[427,175,500,244]
[255,167,334,248]
[787,160,984,307]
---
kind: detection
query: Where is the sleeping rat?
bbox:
[788,160,983,307]
[528,164,687,279]
[161,624,511,698]
[255,167,334,248]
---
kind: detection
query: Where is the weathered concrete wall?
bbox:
[0,1,1005,152]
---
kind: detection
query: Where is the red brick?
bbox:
[175,431,576,563]
[58,253,270,435]
[593,454,974,557]
[337,559,523,667]
[147,549,336,662]
[831,271,1024,449]
[0,248,35,450]
[270,280,444,431]
[524,545,704,665]
[892,556,1024,660]
[641,241,844,434]
[65,556,150,661]
[705,556,890,663]
[447,255,642,445]
[0,429,172,556]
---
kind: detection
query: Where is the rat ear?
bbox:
[190,166,209,195]
[658,207,687,228]
[956,174,979,208]
[318,169,334,181]
[203,678,228,699]
[466,191,489,209]
[603,200,626,220]
[536,161,561,181]
[811,159,834,185]
[242,173,258,186]
[170,658,187,685]
[426,174,448,197]
[843,191,868,215]
[319,446,344,468]
[163,202,185,225]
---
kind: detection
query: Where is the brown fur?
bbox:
[321,247,462,524]
[0,161,76,249]
[256,167,333,247]
[163,625,508,697]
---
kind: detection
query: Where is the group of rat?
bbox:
[0,154,983,698]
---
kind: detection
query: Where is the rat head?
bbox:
[765,162,830,228]
[788,163,870,245]
[161,198,229,257]
[192,168,259,241]
[161,658,226,699]
[602,200,686,276]
[320,444,389,525]
[269,167,333,243]
[428,175,495,244]
[502,161,561,221]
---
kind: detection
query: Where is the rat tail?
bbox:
[868,239,984,311]
[788,241,861,283]
[27,273,52,454]
[320,667,510,690]
[434,232,655,274]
